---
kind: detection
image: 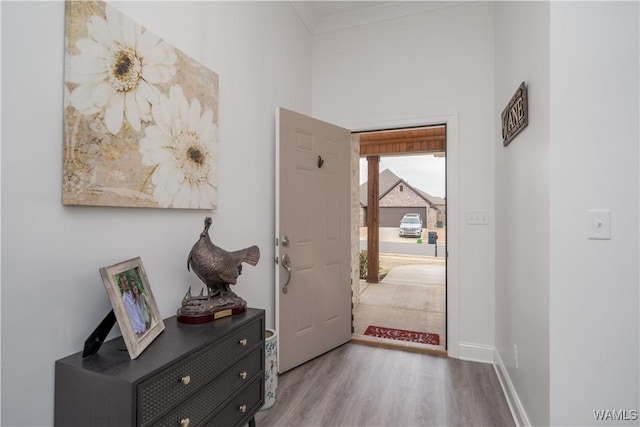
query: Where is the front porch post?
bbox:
[366,155,380,283]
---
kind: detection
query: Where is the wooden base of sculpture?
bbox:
[177,301,246,324]
[177,289,247,324]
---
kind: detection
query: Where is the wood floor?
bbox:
[255,342,515,427]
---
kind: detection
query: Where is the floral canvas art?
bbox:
[63,1,219,209]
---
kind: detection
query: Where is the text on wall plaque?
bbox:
[501,81,528,146]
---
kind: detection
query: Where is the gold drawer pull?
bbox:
[239,338,248,346]
[180,375,191,385]
[180,418,190,427]
[239,404,247,413]
[239,371,248,380]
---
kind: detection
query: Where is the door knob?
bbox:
[281,235,289,247]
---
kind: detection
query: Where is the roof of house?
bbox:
[360,168,445,207]
[415,188,446,206]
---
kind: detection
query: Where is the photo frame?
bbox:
[99,257,164,359]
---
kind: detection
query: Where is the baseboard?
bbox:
[493,349,531,427]
[458,341,494,363]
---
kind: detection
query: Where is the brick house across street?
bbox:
[360,169,446,229]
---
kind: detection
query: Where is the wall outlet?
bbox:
[513,344,518,368]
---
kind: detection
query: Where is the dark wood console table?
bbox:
[55,308,265,427]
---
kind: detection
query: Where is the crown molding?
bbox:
[291,1,472,35]
[290,2,319,34]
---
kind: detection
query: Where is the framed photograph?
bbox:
[99,257,164,359]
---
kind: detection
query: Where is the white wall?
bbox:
[494,2,550,426]
[1,2,311,425]
[549,2,639,425]
[312,1,496,359]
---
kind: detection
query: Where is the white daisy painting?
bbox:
[63,1,219,209]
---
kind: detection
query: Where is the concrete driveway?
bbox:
[381,264,445,286]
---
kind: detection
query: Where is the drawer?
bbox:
[147,349,263,427]
[205,377,263,427]
[138,318,263,424]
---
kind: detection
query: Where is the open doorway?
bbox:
[351,126,447,353]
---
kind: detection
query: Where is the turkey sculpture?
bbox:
[179,217,260,323]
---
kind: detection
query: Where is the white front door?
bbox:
[275,108,352,373]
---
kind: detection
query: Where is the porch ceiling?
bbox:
[358,126,446,156]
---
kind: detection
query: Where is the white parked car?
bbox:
[399,213,423,237]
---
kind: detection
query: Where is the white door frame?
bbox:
[345,112,460,359]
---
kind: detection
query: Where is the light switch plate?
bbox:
[467,209,489,225]
[587,209,611,240]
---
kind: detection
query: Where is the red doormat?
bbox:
[363,325,440,345]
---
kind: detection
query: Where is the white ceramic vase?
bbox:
[261,328,278,410]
